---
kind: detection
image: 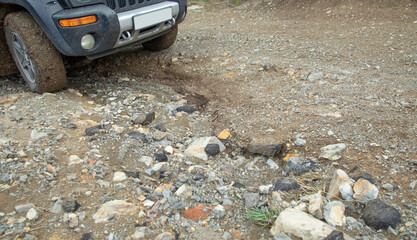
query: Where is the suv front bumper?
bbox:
[51,1,185,57]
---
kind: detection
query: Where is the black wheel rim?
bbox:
[11,32,36,84]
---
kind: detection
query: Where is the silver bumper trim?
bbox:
[114,1,179,48]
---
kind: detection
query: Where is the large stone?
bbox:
[139,156,153,167]
[128,131,148,143]
[26,208,39,221]
[63,201,81,212]
[182,206,214,222]
[323,201,346,226]
[67,213,78,228]
[176,106,197,114]
[286,157,317,176]
[327,169,352,200]
[68,155,83,165]
[175,184,193,199]
[270,208,336,240]
[319,144,346,161]
[353,179,378,202]
[308,191,324,219]
[93,200,139,223]
[184,137,226,160]
[205,144,221,156]
[362,201,401,230]
[15,203,34,213]
[247,144,283,157]
[273,178,300,192]
[113,172,127,182]
[50,200,64,214]
[85,125,102,136]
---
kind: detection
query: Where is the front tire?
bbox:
[0,24,19,76]
[4,12,66,93]
[142,25,178,51]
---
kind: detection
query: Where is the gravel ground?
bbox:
[0,0,416,239]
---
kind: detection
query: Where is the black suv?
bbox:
[0,0,187,92]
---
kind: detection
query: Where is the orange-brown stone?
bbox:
[182,206,214,222]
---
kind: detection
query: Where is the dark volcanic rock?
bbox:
[63,201,81,212]
[247,144,283,157]
[128,131,148,143]
[154,152,168,162]
[286,159,317,176]
[273,178,300,192]
[362,201,401,230]
[80,233,93,240]
[324,231,345,240]
[205,144,220,156]
[176,106,197,114]
[123,171,139,178]
[232,182,246,189]
[352,172,375,184]
[85,125,102,136]
[143,112,156,125]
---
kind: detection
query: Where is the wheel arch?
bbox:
[1,0,73,56]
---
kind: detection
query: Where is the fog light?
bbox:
[81,34,95,50]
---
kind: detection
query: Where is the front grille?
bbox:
[106,0,164,13]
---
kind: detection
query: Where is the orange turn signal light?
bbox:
[59,15,97,27]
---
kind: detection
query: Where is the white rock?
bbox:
[327,169,352,200]
[323,201,346,226]
[0,137,11,145]
[382,183,394,191]
[308,191,324,219]
[68,155,83,165]
[67,213,78,228]
[138,211,146,218]
[164,146,174,155]
[319,143,346,161]
[213,205,226,218]
[139,156,153,167]
[353,179,378,202]
[93,200,139,223]
[259,184,273,194]
[26,208,39,221]
[143,200,155,209]
[410,180,417,189]
[31,129,48,141]
[270,208,336,239]
[266,159,279,170]
[175,184,193,199]
[339,182,354,200]
[113,172,127,182]
[295,138,307,146]
[184,137,226,160]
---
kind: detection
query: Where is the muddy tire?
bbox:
[4,12,66,93]
[142,25,178,51]
[0,25,19,76]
